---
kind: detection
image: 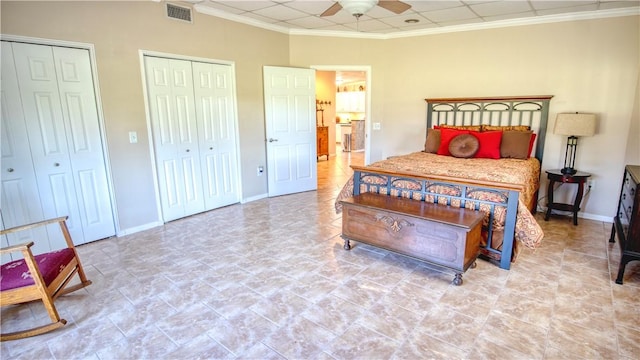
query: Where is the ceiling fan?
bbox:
[321,0,412,19]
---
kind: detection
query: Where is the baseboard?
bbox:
[242,193,268,203]
[536,206,613,223]
[579,212,613,223]
[116,221,163,237]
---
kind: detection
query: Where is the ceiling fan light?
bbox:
[338,0,378,16]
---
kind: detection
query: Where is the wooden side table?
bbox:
[544,169,591,225]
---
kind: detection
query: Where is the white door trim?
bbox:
[138,49,243,223]
[1,34,119,234]
[311,65,372,165]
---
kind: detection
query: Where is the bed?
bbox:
[335,96,553,270]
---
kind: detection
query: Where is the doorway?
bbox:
[312,65,370,187]
[312,65,370,165]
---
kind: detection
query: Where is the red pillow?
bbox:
[437,128,470,156]
[471,131,503,159]
[528,133,537,158]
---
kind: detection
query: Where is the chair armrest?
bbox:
[0,216,68,236]
[0,241,35,255]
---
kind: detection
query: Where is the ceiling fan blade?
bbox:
[320,2,343,17]
[378,1,411,14]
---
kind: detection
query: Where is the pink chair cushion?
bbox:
[0,248,75,291]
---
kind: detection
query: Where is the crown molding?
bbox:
[386,6,640,39]
[194,5,639,40]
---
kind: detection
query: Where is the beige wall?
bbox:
[290,16,639,219]
[2,1,638,230]
[1,1,289,232]
[627,70,640,165]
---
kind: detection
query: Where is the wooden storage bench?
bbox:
[340,192,484,285]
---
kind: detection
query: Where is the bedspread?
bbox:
[335,152,544,250]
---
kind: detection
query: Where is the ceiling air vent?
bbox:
[166,3,192,23]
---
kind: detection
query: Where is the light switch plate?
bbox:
[373,123,381,130]
[129,131,138,144]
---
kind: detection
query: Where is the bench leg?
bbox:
[616,255,632,285]
[342,236,351,250]
[453,273,463,286]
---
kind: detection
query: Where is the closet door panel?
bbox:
[145,56,204,221]
[146,58,185,221]
[193,62,239,209]
[52,46,115,241]
[1,43,50,258]
[10,42,78,249]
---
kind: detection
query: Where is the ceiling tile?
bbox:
[529,1,597,11]
[284,0,338,15]
[535,3,599,16]
[599,0,640,10]
[469,1,533,17]
[214,1,276,12]
[252,3,309,20]
[407,0,465,12]
[483,11,537,22]
[285,15,337,28]
[379,14,434,27]
[421,5,479,23]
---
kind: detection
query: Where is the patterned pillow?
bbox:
[424,128,441,153]
[448,134,479,158]
[482,125,531,132]
[436,124,483,132]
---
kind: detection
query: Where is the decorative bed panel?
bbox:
[335,96,553,270]
[427,95,552,163]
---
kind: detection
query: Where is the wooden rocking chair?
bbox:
[0,216,92,341]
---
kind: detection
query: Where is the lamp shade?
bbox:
[339,0,378,15]
[554,113,597,137]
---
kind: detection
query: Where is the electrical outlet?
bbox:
[257,166,264,176]
[373,122,381,130]
[587,179,595,190]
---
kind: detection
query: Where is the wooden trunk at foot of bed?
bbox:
[350,167,520,270]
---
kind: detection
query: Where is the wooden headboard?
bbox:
[425,96,554,163]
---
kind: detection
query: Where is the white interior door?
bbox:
[145,56,204,222]
[1,42,49,259]
[52,46,116,242]
[1,41,115,249]
[263,66,317,197]
[192,61,239,209]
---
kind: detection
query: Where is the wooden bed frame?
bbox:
[341,96,553,271]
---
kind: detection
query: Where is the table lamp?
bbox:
[553,112,596,175]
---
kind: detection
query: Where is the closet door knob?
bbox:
[186,149,190,152]
[7,168,14,173]
[54,162,60,167]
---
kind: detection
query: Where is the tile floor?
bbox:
[2,147,639,359]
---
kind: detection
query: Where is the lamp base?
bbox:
[561,167,577,175]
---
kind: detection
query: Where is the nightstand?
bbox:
[544,169,591,225]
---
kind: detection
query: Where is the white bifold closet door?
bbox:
[1,41,115,257]
[144,56,239,222]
